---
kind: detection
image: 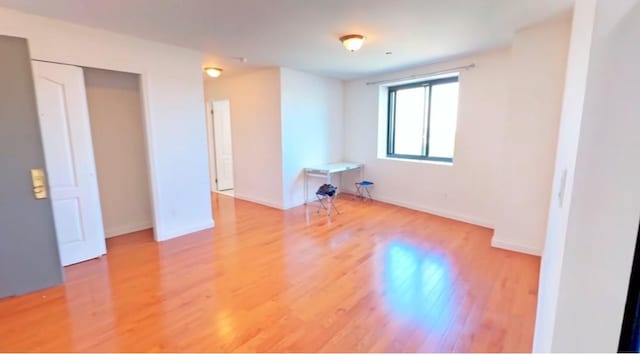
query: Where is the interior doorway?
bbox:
[206,100,235,196]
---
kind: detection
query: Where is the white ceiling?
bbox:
[0,0,574,80]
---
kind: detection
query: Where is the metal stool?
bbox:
[355,180,374,201]
[316,184,340,215]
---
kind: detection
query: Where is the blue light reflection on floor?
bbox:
[382,240,454,331]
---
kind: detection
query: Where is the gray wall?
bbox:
[0,35,63,298]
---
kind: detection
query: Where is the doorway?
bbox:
[84,68,154,240]
[206,100,235,196]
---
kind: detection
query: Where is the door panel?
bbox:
[32,61,106,266]
[53,199,84,244]
[212,100,234,191]
[36,79,78,187]
[0,35,63,298]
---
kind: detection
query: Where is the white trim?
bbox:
[105,220,153,238]
[137,73,161,241]
[233,193,285,210]
[377,156,454,166]
[347,191,494,229]
[283,200,305,210]
[156,219,215,242]
[491,238,542,256]
[205,101,217,192]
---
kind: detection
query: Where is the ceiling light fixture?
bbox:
[204,67,223,78]
[340,34,365,52]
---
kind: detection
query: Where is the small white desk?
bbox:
[304,162,363,204]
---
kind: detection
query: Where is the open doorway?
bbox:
[206,100,235,197]
[84,68,154,243]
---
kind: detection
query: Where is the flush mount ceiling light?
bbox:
[340,34,365,52]
[204,67,223,78]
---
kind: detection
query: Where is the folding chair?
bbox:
[316,184,340,216]
[355,180,374,201]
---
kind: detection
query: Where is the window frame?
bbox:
[386,76,459,163]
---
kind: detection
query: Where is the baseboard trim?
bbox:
[352,192,494,229]
[491,238,542,256]
[157,219,215,242]
[282,200,306,210]
[105,220,153,238]
[233,193,285,210]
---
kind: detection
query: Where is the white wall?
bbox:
[0,6,213,241]
[343,48,511,228]
[533,1,597,350]
[84,68,153,238]
[204,67,343,209]
[492,16,571,255]
[534,0,640,351]
[342,17,571,252]
[204,68,284,208]
[532,2,597,351]
[280,68,343,208]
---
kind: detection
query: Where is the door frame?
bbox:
[205,100,234,192]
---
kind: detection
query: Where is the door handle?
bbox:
[30,168,48,199]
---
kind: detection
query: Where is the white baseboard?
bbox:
[491,238,542,256]
[105,220,153,238]
[346,191,541,257]
[283,199,306,210]
[233,193,285,210]
[157,219,215,242]
[358,192,494,229]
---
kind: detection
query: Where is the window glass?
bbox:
[393,87,427,156]
[428,82,459,159]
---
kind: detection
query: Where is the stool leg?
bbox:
[331,195,340,214]
[316,195,327,214]
[356,183,365,201]
[365,186,372,201]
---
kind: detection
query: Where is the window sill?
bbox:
[378,156,454,166]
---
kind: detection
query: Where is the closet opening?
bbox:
[84,68,154,245]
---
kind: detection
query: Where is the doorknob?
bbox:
[30,168,48,199]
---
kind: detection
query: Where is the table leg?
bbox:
[304,172,308,204]
[328,172,336,197]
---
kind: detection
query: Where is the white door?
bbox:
[32,61,107,266]
[212,100,234,191]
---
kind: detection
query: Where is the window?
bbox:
[387,76,459,162]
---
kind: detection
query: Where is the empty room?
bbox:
[1,0,639,353]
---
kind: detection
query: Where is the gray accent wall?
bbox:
[0,35,63,299]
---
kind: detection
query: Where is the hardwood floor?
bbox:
[0,193,540,352]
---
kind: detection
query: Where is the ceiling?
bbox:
[0,0,574,80]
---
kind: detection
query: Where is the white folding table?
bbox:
[303,161,363,204]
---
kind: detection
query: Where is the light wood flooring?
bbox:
[0,193,540,352]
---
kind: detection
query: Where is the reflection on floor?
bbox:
[0,193,540,352]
